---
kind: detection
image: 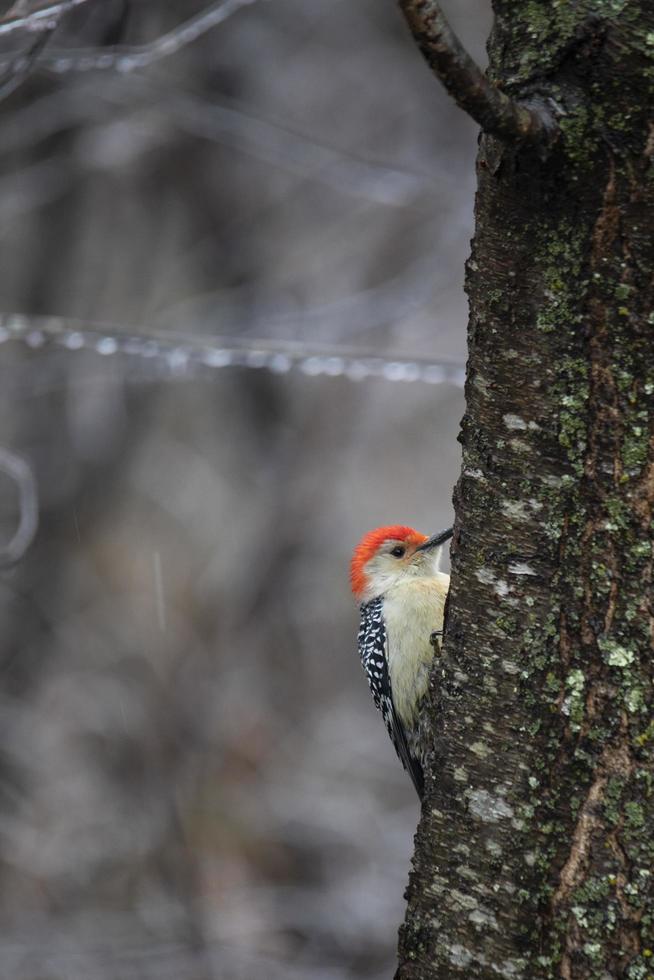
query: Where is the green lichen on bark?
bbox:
[397,2,654,978]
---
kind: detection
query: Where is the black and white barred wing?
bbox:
[357,598,424,799]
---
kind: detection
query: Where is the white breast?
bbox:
[382,574,449,729]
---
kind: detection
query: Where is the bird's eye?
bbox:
[390,546,405,558]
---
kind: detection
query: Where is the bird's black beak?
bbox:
[415,526,454,552]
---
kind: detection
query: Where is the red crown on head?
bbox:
[350,525,427,599]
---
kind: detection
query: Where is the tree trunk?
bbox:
[397,4,654,978]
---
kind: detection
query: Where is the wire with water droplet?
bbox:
[0,313,466,388]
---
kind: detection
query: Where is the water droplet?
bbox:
[383,361,412,382]
[268,353,292,374]
[25,330,45,348]
[117,56,139,73]
[245,349,267,368]
[402,362,421,382]
[63,331,84,350]
[7,315,28,334]
[324,357,345,377]
[301,357,322,376]
[96,337,118,356]
[166,348,189,374]
[201,348,232,368]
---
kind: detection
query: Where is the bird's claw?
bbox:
[430,629,444,649]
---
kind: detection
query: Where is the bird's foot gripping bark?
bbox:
[430,629,444,650]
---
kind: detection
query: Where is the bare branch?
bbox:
[0,0,91,37]
[0,447,38,569]
[0,22,53,103]
[37,0,265,74]
[398,0,559,145]
[0,0,71,101]
[163,90,434,208]
[0,70,443,208]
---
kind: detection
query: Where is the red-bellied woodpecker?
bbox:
[350,525,453,799]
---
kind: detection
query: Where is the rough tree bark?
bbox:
[397,3,654,979]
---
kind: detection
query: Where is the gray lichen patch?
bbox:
[507,562,538,576]
[469,906,499,931]
[449,888,482,912]
[503,413,528,430]
[467,788,515,822]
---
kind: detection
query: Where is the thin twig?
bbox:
[398,0,558,145]
[161,90,433,208]
[0,24,53,103]
[0,0,69,102]
[0,447,38,569]
[0,87,433,208]
[0,0,91,36]
[34,0,263,74]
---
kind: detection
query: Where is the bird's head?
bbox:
[350,524,453,603]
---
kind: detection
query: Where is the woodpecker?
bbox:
[350,525,453,799]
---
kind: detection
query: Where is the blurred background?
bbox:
[0,1,490,977]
